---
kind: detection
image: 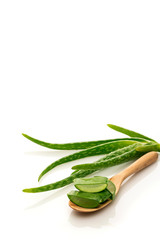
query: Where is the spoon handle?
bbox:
[118,151,158,182]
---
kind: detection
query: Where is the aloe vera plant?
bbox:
[22,124,159,193]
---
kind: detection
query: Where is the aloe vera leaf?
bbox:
[38,139,140,181]
[22,133,146,150]
[22,133,114,150]
[22,144,142,193]
[72,143,143,170]
[136,143,160,152]
[23,169,95,193]
[107,124,156,142]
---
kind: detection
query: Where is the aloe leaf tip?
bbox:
[38,174,42,182]
[22,188,29,193]
[22,133,28,138]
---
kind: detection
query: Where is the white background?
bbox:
[0,1,160,239]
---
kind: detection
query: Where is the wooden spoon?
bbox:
[69,151,158,212]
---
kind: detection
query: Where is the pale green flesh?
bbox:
[83,176,108,182]
[73,176,108,193]
[107,180,116,200]
[75,183,108,193]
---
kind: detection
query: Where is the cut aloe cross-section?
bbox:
[106,180,116,200]
[73,176,108,193]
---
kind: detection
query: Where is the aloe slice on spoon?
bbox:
[74,176,108,193]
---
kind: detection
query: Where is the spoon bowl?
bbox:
[69,151,158,212]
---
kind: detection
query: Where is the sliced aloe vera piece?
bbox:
[68,191,100,208]
[73,176,108,193]
[67,190,111,208]
[75,183,108,193]
[106,180,116,200]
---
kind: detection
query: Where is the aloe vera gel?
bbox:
[67,176,116,208]
[74,176,108,193]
